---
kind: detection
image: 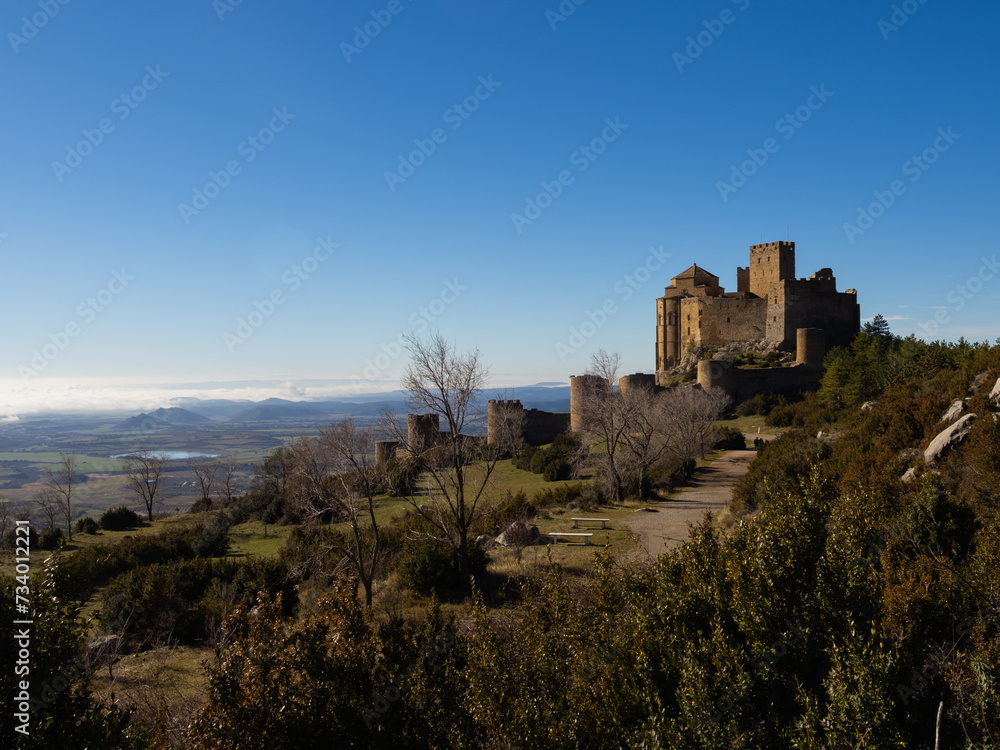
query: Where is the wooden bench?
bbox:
[548,532,593,546]
[572,517,611,529]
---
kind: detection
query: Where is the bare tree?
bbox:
[576,350,730,500]
[290,420,388,607]
[124,449,167,521]
[34,490,60,532]
[576,350,634,503]
[384,333,522,590]
[659,386,731,470]
[0,497,12,544]
[44,453,78,541]
[217,457,241,505]
[187,457,219,503]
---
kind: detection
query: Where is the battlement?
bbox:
[655,240,860,373]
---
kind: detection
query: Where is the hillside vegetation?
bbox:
[3,326,1000,749]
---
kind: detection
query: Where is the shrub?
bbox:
[543,457,572,482]
[514,433,580,481]
[100,505,142,531]
[385,459,421,497]
[75,517,99,535]
[190,497,213,513]
[101,556,295,648]
[398,539,488,599]
[714,425,747,450]
[39,527,65,550]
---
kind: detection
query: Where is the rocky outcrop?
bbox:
[495,521,540,548]
[901,468,917,484]
[990,377,1000,403]
[924,414,977,465]
[940,399,967,423]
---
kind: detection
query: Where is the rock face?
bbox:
[940,399,968,423]
[924,414,977,465]
[495,521,540,548]
[990,377,1000,403]
[901,468,917,484]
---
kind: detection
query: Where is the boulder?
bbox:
[495,521,540,548]
[900,468,917,484]
[861,401,878,412]
[898,447,922,461]
[990,377,1000,403]
[924,414,977,465]
[940,399,967,423]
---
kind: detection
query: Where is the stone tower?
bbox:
[748,240,796,297]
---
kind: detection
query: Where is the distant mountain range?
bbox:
[109,384,571,427]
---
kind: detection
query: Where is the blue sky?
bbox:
[1,0,997,414]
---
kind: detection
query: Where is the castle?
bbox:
[655,241,859,378]
[385,240,860,452]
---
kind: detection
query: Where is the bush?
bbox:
[101,556,295,648]
[100,505,142,531]
[39,527,65,550]
[398,539,489,599]
[385,459,421,497]
[190,497,213,513]
[75,517,99,535]
[543,457,573,482]
[514,433,580,482]
[714,425,747,450]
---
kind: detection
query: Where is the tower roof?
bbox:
[673,263,719,281]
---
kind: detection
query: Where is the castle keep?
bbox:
[655,241,859,376]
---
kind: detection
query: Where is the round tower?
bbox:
[374,440,400,466]
[407,413,440,451]
[487,399,523,445]
[697,360,735,395]
[796,328,826,366]
[618,373,656,394]
[570,374,607,432]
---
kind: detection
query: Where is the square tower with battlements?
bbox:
[655,240,859,378]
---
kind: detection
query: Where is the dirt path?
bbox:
[623,437,770,559]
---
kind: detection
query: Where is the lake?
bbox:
[110,451,219,461]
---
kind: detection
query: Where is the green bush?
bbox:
[190,497,213,513]
[48,521,231,600]
[398,539,488,599]
[513,432,580,481]
[75,517,99,535]
[100,505,142,531]
[101,556,295,648]
[714,425,747,450]
[39,527,65,550]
